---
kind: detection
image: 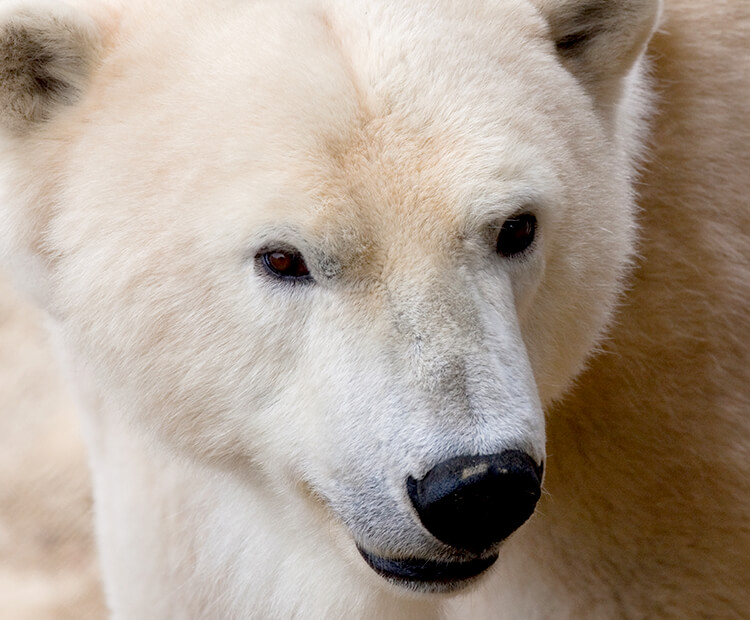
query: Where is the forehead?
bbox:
[77,0,562,249]
[259,7,551,207]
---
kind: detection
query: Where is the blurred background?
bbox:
[0,270,105,619]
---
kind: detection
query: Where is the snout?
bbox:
[407,450,543,554]
[356,450,542,591]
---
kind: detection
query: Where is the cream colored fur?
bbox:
[0,0,748,618]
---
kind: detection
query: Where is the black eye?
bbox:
[260,249,311,281]
[496,213,537,257]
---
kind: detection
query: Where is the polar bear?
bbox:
[0,0,748,618]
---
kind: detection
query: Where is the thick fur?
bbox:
[0,0,748,618]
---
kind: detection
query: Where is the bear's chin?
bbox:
[357,546,499,593]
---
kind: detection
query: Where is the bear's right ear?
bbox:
[0,1,106,134]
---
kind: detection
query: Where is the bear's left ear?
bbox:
[0,1,108,134]
[535,0,662,108]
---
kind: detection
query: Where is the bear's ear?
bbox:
[0,1,105,134]
[536,0,662,106]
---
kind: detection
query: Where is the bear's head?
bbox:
[0,0,660,593]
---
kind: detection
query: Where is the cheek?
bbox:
[523,217,635,402]
[55,242,313,462]
[509,253,546,319]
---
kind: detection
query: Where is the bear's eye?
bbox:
[496,213,537,257]
[260,249,311,281]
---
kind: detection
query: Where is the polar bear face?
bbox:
[0,0,660,593]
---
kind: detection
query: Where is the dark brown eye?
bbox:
[261,250,311,281]
[496,213,537,257]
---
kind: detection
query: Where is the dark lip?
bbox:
[357,547,498,592]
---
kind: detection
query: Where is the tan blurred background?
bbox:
[0,270,105,619]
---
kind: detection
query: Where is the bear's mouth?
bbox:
[357,547,498,592]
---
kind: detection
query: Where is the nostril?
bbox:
[407,451,542,554]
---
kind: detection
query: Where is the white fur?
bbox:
[2,0,748,617]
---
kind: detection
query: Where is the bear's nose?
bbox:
[406,451,542,553]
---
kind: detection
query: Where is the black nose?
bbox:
[406,451,542,554]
